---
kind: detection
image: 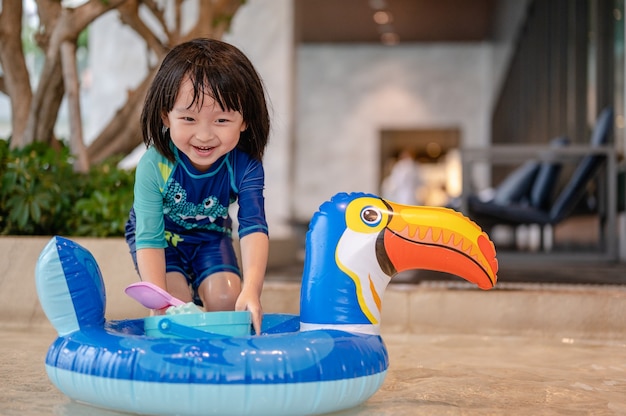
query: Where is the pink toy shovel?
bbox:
[125,282,185,310]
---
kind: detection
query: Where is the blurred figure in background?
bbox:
[382,149,425,205]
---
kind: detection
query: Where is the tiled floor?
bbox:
[3,230,626,416]
[2,326,625,416]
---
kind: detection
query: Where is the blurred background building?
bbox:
[1,0,623,265]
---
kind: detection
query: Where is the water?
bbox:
[2,326,625,416]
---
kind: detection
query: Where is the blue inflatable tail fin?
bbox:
[35,236,106,336]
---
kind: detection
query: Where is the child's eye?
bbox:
[182,117,195,122]
[216,118,229,123]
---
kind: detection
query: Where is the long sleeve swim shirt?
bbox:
[130,146,268,249]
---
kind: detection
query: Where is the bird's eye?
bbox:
[361,206,382,227]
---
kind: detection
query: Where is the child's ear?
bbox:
[161,112,170,128]
[240,121,247,132]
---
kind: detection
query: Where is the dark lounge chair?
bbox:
[460,107,617,261]
[466,135,570,225]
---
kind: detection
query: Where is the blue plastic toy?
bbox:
[35,192,497,416]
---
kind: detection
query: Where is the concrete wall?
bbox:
[293,43,494,219]
[4,236,626,340]
[0,236,298,325]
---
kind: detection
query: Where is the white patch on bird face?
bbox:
[336,228,392,325]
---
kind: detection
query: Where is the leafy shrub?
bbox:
[0,140,135,237]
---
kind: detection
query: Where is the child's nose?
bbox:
[195,126,215,141]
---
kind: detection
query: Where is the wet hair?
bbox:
[140,38,270,162]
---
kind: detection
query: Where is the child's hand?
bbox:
[235,289,263,335]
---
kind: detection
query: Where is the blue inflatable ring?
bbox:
[36,192,497,415]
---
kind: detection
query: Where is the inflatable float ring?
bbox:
[36,192,497,415]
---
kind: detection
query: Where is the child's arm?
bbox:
[236,231,269,335]
[136,247,167,291]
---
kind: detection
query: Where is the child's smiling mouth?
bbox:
[194,145,215,154]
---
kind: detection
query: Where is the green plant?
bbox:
[0,140,135,237]
[68,157,135,237]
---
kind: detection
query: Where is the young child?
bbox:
[125,38,270,335]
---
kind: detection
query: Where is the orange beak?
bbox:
[380,202,498,289]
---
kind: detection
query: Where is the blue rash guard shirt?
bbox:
[129,145,268,251]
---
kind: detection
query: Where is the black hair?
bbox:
[140,38,270,162]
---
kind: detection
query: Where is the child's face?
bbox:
[162,78,246,171]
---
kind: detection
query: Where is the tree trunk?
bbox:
[185,0,242,40]
[87,71,155,164]
[1,0,242,163]
[61,41,89,172]
[21,0,127,148]
[0,0,33,146]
